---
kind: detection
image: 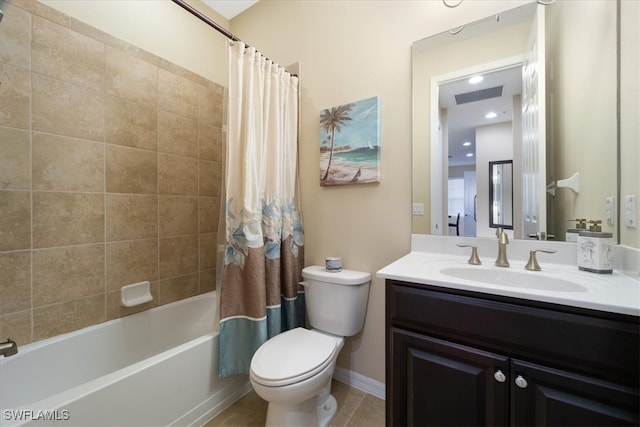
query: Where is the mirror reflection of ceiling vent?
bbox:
[455,86,503,105]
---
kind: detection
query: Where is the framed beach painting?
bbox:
[319,96,380,186]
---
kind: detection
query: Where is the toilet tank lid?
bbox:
[302,265,371,285]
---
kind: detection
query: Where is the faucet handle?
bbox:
[456,244,481,265]
[525,249,557,271]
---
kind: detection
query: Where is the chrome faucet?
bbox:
[0,337,18,357]
[495,228,510,267]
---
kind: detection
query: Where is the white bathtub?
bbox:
[0,292,250,427]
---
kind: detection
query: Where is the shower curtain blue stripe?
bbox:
[219,295,305,377]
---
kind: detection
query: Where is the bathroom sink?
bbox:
[439,267,588,292]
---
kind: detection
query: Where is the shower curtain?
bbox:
[219,41,305,377]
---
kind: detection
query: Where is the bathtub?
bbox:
[0,292,250,427]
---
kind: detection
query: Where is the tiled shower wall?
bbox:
[0,0,224,345]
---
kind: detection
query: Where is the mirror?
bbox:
[489,160,513,230]
[412,0,618,242]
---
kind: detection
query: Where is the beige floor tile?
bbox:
[204,390,268,427]
[345,394,385,427]
[205,380,385,427]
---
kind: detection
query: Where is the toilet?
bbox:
[249,265,371,427]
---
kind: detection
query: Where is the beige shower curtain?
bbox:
[219,41,305,377]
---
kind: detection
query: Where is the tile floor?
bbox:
[204,379,385,427]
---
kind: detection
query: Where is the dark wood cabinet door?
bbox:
[389,328,509,427]
[510,359,640,427]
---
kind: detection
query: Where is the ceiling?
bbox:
[201,0,259,20]
[439,66,522,167]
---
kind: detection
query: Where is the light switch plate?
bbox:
[605,197,615,226]
[624,195,637,228]
[412,203,424,216]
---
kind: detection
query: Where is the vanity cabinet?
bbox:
[386,279,640,426]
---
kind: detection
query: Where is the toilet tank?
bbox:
[301,266,371,337]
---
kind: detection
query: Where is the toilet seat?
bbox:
[250,328,339,387]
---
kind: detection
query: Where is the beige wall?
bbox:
[620,0,640,248]
[231,0,533,384]
[0,0,223,344]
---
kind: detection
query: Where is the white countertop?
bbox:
[378,239,640,317]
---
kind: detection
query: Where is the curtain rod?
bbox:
[171,0,240,42]
[170,0,297,77]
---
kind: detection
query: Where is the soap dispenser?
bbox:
[577,220,613,274]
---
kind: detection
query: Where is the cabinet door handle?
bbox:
[493,370,507,383]
[515,375,528,389]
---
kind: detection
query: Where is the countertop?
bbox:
[378,251,640,317]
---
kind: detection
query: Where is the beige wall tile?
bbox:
[158,110,198,158]
[32,192,104,248]
[158,69,198,119]
[32,132,104,192]
[0,1,31,69]
[106,282,158,320]
[0,310,32,347]
[105,95,157,151]
[198,123,223,162]
[33,244,105,307]
[106,239,158,291]
[0,251,31,315]
[32,73,104,142]
[199,269,216,293]
[0,126,30,190]
[199,196,220,234]
[0,62,30,129]
[158,153,198,196]
[33,294,105,341]
[106,145,157,194]
[158,273,199,305]
[159,235,198,279]
[159,196,198,237]
[199,233,217,271]
[105,46,158,109]
[0,190,31,251]
[106,194,158,242]
[198,83,224,127]
[199,160,221,197]
[32,15,105,91]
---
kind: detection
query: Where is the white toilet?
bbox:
[249,265,371,427]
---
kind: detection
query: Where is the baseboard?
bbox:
[333,366,385,400]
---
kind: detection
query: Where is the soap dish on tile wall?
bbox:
[120,281,153,307]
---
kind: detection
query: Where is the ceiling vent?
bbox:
[455,86,503,105]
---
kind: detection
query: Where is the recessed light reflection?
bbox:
[485,111,497,119]
[469,75,484,84]
[463,141,471,146]
[466,153,474,157]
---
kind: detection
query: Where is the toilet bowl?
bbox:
[250,328,344,427]
[249,266,371,427]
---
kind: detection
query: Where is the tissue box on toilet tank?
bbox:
[577,231,614,274]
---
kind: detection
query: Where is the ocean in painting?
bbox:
[333,146,379,165]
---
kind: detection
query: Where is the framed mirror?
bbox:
[489,160,513,230]
[412,0,619,242]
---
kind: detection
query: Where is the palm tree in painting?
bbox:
[320,103,354,182]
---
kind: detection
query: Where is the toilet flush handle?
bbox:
[299,281,308,288]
